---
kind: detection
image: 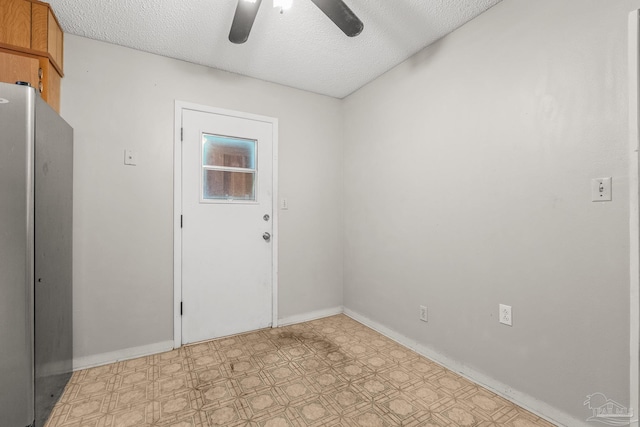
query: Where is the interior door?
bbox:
[181,108,273,344]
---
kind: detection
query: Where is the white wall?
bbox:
[61,35,344,364]
[60,0,638,422]
[343,0,636,424]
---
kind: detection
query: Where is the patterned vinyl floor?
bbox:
[44,315,556,427]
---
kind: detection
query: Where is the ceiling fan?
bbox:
[229,0,364,44]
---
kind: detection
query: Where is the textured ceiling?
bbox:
[47,0,502,98]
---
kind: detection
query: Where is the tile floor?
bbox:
[45,315,556,426]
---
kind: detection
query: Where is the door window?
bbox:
[201,134,257,202]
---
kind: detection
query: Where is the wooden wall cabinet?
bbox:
[0,0,64,112]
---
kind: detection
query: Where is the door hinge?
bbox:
[180,127,183,141]
[180,302,183,316]
[180,215,183,228]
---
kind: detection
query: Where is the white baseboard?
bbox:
[73,340,174,371]
[72,306,343,372]
[277,306,344,327]
[344,307,586,427]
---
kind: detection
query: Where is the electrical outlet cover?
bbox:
[499,304,512,326]
[591,177,612,202]
[124,149,137,166]
[419,305,427,322]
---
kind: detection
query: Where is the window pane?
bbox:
[203,135,256,169]
[203,170,255,200]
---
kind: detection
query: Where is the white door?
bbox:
[181,108,274,344]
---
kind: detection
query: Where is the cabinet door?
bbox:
[0,0,31,49]
[31,2,49,53]
[48,8,63,69]
[31,2,64,72]
[0,50,61,113]
[0,49,39,88]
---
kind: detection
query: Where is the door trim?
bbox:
[629,10,639,425]
[173,101,279,348]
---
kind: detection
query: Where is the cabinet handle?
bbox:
[38,68,43,79]
[38,81,43,93]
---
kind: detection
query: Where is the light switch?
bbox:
[591,177,612,202]
[280,198,288,210]
[124,149,137,166]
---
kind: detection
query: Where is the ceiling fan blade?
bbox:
[229,0,263,44]
[309,0,363,37]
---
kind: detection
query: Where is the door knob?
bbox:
[263,232,271,242]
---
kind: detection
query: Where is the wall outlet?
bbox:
[280,198,288,210]
[499,304,512,326]
[419,305,428,322]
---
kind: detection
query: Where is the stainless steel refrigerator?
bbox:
[0,82,73,427]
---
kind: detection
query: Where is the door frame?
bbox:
[629,10,639,426]
[173,101,279,348]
